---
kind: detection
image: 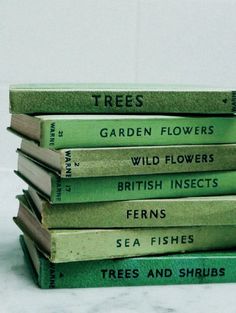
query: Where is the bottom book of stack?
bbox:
[20,235,236,288]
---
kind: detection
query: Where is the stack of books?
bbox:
[9,84,236,288]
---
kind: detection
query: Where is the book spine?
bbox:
[41,253,236,288]
[41,116,236,149]
[42,197,236,228]
[40,258,56,288]
[51,170,236,203]
[10,90,236,114]
[60,144,236,177]
[51,225,236,263]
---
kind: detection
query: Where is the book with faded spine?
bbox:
[9,84,236,114]
[16,153,236,203]
[9,114,236,149]
[14,200,236,262]
[23,187,236,228]
[20,235,236,288]
[19,139,236,177]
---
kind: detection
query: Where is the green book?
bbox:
[20,235,236,288]
[9,84,236,114]
[9,114,236,149]
[19,139,236,177]
[14,201,236,262]
[24,187,236,228]
[16,153,236,203]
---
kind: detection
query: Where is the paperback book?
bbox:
[10,84,236,114]
[19,139,236,177]
[9,114,236,149]
[23,188,236,228]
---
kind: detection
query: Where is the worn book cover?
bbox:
[9,114,236,149]
[23,188,236,228]
[9,84,236,114]
[20,139,236,177]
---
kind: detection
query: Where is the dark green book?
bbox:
[9,114,236,149]
[20,235,236,288]
[17,153,236,203]
[9,84,236,114]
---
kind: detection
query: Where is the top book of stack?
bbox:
[9,84,236,114]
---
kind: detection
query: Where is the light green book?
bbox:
[23,188,236,228]
[9,84,236,114]
[14,201,236,262]
[19,139,236,177]
[9,114,236,149]
[16,153,236,203]
[20,235,236,288]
